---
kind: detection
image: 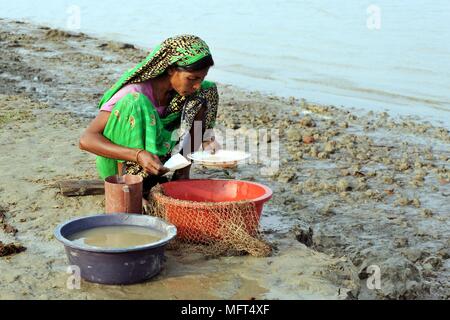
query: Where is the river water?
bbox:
[1,0,449,126]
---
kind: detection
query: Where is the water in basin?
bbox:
[68,225,164,249]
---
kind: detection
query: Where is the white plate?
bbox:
[187,150,250,165]
[163,153,191,171]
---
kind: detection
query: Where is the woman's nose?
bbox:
[193,82,201,90]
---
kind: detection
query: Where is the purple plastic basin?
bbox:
[54,214,177,285]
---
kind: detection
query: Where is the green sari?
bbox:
[95,35,218,179]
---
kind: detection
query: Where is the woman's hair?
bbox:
[156,55,214,78]
[176,54,214,72]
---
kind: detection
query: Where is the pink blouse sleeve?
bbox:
[99,86,138,112]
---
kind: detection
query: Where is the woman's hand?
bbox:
[202,140,221,154]
[137,150,169,176]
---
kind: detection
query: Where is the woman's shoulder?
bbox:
[121,91,153,105]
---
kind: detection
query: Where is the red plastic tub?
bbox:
[152,179,272,242]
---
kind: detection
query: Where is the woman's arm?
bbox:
[79,111,168,175]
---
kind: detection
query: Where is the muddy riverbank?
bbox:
[0,19,448,299]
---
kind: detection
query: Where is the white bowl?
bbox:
[188,150,250,168]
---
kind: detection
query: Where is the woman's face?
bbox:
[168,68,209,97]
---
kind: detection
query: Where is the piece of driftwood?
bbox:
[58,179,105,197]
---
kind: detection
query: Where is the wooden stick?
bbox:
[58,179,105,197]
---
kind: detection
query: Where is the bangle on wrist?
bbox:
[135,149,144,164]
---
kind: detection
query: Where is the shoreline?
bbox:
[2,17,450,129]
[2,15,449,128]
[0,19,449,299]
